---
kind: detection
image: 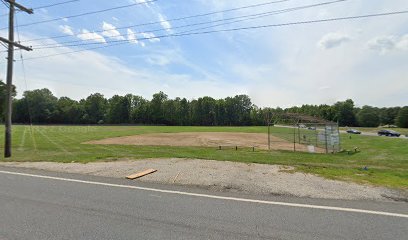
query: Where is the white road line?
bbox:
[0,170,407,219]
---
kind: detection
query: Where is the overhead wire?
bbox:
[0,0,159,30]
[21,0,295,43]
[16,14,36,143]
[29,0,347,49]
[0,0,80,17]
[21,10,408,61]
[32,0,80,10]
[0,0,8,8]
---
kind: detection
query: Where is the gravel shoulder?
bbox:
[1,158,406,202]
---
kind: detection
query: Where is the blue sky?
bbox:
[0,0,407,107]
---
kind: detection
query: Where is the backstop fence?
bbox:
[267,113,341,153]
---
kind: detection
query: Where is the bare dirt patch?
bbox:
[86,132,319,152]
[1,158,405,201]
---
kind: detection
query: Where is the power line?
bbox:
[32,0,347,49]
[30,0,347,49]
[0,0,79,17]
[0,0,8,8]
[32,0,80,10]
[0,0,158,30]
[21,0,294,43]
[22,10,408,61]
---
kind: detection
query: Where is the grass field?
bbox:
[0,125,407,189]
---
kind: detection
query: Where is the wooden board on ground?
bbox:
[126,169,157,179]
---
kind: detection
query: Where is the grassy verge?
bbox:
[0,125,407,189]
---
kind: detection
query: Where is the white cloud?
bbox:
[367,34,408,54]
[318,32,351,49]
[7,36,240,103]
[367,36,396,53]
[396,34,408,50]
[59,25,74,36]
[147,55,171,66]
[77,29,106,43]
[102,22,125,41]
[140,32,160,43]
[127,29,138,44]
[3,0,407,108]
[158,13,172,32]
[132,0,151,8]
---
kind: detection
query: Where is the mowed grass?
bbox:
[0,125,407,189]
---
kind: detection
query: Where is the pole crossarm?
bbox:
[0,36,32,51]
[4,0,34,14]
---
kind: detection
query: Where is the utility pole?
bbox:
[1,0,33,158]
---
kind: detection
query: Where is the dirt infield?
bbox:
[86,132,319,152]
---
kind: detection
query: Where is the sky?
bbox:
[0,0,407,108]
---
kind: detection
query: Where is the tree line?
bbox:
[0,80,407,127]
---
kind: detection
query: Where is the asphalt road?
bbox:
[0,167,407,240]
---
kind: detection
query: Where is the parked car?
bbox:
[346,129,361,134]
[378,130,401,137]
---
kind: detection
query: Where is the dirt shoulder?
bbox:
[2,158,406,202]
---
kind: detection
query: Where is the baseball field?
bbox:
[0,125,407,189]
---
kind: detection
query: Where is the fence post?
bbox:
[293,125,296,152]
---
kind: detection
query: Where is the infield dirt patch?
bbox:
[86,132,318,152]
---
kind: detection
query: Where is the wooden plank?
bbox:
[126,169,157,180]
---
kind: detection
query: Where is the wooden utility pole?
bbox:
[1,0,33,158]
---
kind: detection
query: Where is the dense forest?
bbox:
[1,80,407,127]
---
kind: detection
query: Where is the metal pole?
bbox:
[4,1,15,158]
[298,125,300,144]
[337,121,341,152]
[324,125,328,154]
[293,124,296,152]
[268,123,270,151]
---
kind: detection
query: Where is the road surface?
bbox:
[0,166,407,240]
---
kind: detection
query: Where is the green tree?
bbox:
[130,95,150,124]
[150,91,167,124]
[333,99,357,126]
[12,98,30,123]
[234,95,252,125]
[0,79,16,122]
[396,106,408,128]
[356,106,380,127]
[178,98,190,125]
[196,96,217,125]
[83,93,107,124]
[56,97,84,124]
[107,95,131,124]
[21,88,58,123]
[379,107,400,125]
